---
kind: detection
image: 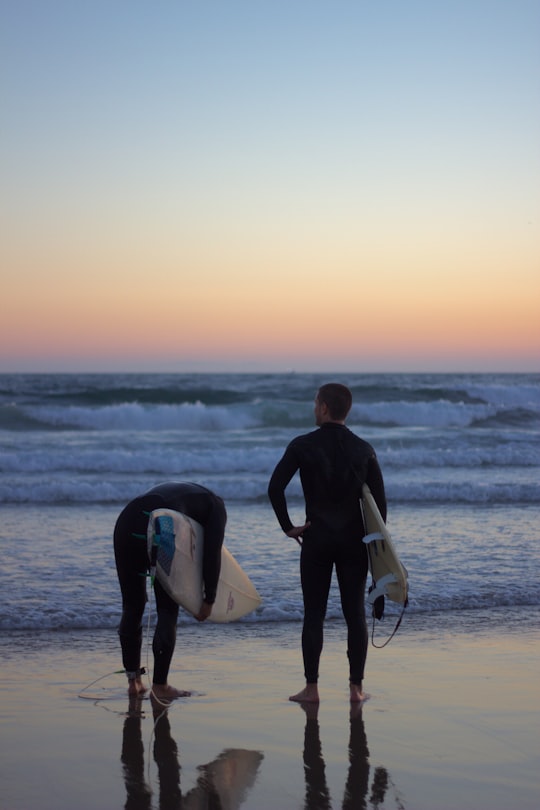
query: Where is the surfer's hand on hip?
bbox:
[286,523,310,544]
[194,601,213,622]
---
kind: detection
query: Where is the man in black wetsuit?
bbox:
[113,481,226,700]
[268,383,387,704]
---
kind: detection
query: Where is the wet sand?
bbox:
[1,615,538,809]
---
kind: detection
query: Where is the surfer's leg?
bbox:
[296,537,332,699]
[151,580,186,698]
[336,559,368,695]
[118,602,147,694]
[114,504,150,695]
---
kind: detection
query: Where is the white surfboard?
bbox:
[361,484,408,606]
[147,509,262,622]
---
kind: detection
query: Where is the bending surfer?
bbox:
[113,481,226,700]
[268,383,387,703]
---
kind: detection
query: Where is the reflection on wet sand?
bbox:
[120,696,401,810]
[121,697,263,810]
[121,699,152,810]
[300,703,401,810]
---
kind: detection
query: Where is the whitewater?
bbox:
[1,372,538,632]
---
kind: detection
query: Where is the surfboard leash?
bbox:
[370,601,407,648]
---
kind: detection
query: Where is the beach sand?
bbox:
[1,613,539,810]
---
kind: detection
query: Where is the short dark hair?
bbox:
[317,383,352,421]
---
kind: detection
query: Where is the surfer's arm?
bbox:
[194,600,213,622]
[202,543,221,604]
[366,453,387,522]
[201,496,226,605]
[267,448,299,532]
[285,522,311,546]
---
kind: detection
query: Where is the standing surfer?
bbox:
[268,383,387,703]
[113,482,226,700]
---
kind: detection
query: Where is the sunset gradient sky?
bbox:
[2,0,539,372]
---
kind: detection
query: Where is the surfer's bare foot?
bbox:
[151,684,191,701]
[127,678,147,697]
[350,683,365,703]
[289,684,320,703]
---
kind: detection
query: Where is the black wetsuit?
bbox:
[113,482,226,685]
[268,422,386,685]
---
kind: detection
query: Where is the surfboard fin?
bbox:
[367,573,399,604]
[370,590,385,620]
[363,531,385,546]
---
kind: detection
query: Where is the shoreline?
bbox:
[1,615,539,809]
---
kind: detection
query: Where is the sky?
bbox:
[1,0,539,373]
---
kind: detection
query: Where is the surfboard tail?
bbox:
[361,484,409,607]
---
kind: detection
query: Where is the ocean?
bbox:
[1,371,539,636]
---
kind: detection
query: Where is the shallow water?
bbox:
[1,501,539,633]
[1,372,539,636]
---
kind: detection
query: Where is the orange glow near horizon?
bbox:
[2,3,539,373]
[2,256,539,371]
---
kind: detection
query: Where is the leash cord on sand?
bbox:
[78,670,127,698]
